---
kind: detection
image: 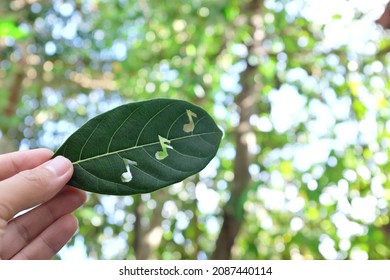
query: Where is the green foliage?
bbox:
[0,20,28,39]
[2,0,390,260]
[54,99,222,195]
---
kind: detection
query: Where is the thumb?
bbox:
[0,156,73,221]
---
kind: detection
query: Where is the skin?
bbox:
[0,148,86,259]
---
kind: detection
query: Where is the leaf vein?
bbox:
[135,102,175,146]
[107,104,143,153]
[72,131,220,165]
[167,110,187,138]
[78,121,103,161]
[141,147,189,175]
[76,163,138,193]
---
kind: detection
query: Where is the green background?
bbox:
[1,0,390,259]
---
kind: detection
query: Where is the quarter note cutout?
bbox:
[155,135,173,160]
[121,158,138,182]
[183,109,197,133]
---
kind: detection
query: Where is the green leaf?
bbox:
[0,21,28,39]
[54,98,222,195]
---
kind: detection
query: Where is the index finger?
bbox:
[0,149,54,181]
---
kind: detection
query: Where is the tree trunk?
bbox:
[0,135,17,154]
[212,0,264,260]
[133,192,165,259]
[5,71,24,117]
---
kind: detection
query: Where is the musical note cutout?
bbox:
[183,109,197,133]
[121,158,138,183]
[155,135,173,160]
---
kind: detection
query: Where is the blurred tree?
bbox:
[1,0,390,260]
[377,1,390,29]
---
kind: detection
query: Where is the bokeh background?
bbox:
[1,0,390,259]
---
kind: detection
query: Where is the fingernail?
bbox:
[45,156,72,176]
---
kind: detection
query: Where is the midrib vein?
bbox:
[72,131,219,165]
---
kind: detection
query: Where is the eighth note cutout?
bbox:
[183,109,197,133]
[155,135,173,160]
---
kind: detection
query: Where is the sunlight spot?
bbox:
[205,216,220,235]
[307,180,318,191]
[194,84,205,98]
[44,41,57,56]
[357,165,371,181]
[146,227,163,248]
[198,7,210,17]
[111,41,127,61]
[334,121,359,149]
[162,200,178,218]
[269,84,307,133]
[196,182,220,214]
[287,197,305,213]
[58,236,88,260]
[102,237,127,259]
[172,19,187,32]
[319,235,338,260]
[59,3,75,17]
[350,196,378,224]
[91,216,103,227]
[231,43,248,58]
[332,212,367,239]
[371,176,385,197]
[350,247,368,260]
[339,239,351,251]
[261,216,274,231]
[258,187,285,211]
[290,217,304,231]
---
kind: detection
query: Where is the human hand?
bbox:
[0,148,86,259]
